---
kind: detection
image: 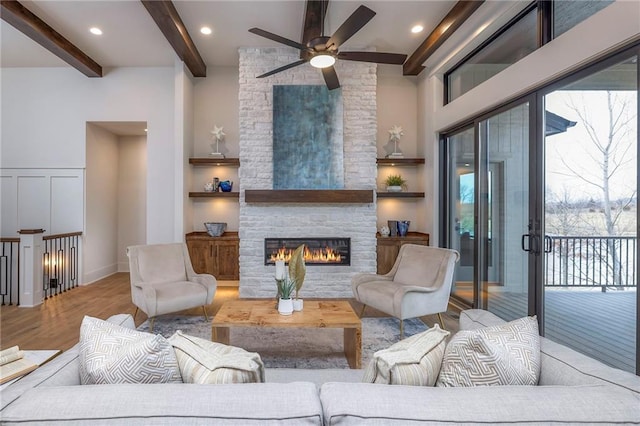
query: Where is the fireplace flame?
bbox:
[269,246,342,263]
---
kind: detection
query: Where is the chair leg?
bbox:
[399,319,404,339]
[149,317,155,333]
[133,307,138,320]
[437,312,446,330]
[202,306,210,321]
[359,304,367,318]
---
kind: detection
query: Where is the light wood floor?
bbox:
[0,273,460,352]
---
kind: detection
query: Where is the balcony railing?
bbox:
[545,235,637,290]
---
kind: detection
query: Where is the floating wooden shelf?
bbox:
[376,158,425,166]
[245,189,374,203]
[189,158,240,166]
[189,192,239,198]
[377,192,425,199]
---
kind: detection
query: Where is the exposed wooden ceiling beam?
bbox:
[141,0,206,78]
[1,0,102,77]
[300,0,328,61]
[403,0,484,76]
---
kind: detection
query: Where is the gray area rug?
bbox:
[138,315,428,368]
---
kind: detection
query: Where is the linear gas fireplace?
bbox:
[265,238,351,266]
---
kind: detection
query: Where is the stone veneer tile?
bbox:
[239,47,377,298]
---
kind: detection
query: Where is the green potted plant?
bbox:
[276,277,296,315]
[385,174,407,192]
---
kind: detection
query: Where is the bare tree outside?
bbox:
[546,90,637,289]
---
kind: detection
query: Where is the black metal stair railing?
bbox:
[0,238,20,305]
[43,232,81,299]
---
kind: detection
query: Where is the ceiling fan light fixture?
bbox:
[310,53,336,69]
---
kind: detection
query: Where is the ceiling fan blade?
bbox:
[338,51,407,65]
[326,5,376,50]
[249,28,308,51]
[257,60,308,78]
[321,66,340,90]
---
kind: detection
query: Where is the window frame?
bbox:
[443,1,539,105]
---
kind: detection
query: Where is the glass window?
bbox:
[446,7,537,102]
[554,0,614,38]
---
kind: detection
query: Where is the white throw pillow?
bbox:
[168,331,265,384]
[79,316,182,385]
[362,324,450,386]
[436,315,540,387]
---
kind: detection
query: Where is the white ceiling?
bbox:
[1,0,456,70]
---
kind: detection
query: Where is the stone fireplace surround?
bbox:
[238,47,377,298]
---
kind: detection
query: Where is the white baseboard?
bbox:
[118,261,129,273]
[82,263,118,285]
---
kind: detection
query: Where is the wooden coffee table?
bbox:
[212,299,362,369]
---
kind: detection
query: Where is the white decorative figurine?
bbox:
[209,125,226,159]
[387,124,404,159]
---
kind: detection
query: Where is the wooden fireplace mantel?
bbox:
[244,189,374,204]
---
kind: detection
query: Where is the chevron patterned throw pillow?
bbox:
[79,316,182,385]
[362,324,450,386]
[436,316,540,387]
[168,331,264,384]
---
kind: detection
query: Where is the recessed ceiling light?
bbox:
[411,25,424,34]
[89,27,102,36]
[200,26,212,35]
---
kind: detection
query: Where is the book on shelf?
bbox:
[0,346,38,384]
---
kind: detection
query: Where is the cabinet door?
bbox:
[187,240,214,275]
[215,240,239,280]
[377,241,400,275]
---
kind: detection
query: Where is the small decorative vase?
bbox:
[293,298,303,311]
[388,220,398,237]
[379,226,390,237]
[204,182,214,192]
[397,220,410,237]
[219,181,233,192]
[278,298,293,315]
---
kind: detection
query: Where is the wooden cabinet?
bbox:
[376,232,429,274]
[186,232,239,280]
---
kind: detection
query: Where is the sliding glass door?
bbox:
[542,54,637,372]
[444,100,534,319]
[478,102,532,320]
[445,127,475,306]
[441,45,639,374]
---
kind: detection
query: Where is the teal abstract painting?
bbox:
[273,85,344,189]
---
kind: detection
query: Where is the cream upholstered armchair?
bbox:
[127,243,217,331]
[352,244,459,338]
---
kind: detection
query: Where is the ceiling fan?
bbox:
[248,4,407,90]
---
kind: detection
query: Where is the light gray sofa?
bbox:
[1,310,639,425]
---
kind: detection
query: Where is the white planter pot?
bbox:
[386,186,403,192]
[293,298,303,311]
[278,298,293,315]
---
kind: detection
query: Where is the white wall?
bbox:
[376,72,426,233]
[174,61,195,239]
[0,169,84,236]
[192,66,241,232]
[85,124,119,283]
[117,135,147,272]
[1,67,177,244]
